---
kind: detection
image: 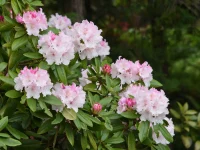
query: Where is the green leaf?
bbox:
[5,90,22,98]
[105,137,124,144]
[6,124,28,139]
[0,62,7,72]
[94,57,101,73]
[0,116,8,131]
[81,134,88,150]
[0,137,21,147]
[104,122,113,131]
[8,70,17,79]
[11,35,28,51]
[15,30,26,38]
[77,110,93,127]
[56,65,67,84]
[150,79,163,88]
[23,52,42,59]
[83,83,96,92]
[20,94,26,104]
[0,76,15,86]
[0,133,10,138]
[157,124,173,143]
[181,135,192,149]
[30,1,43,6]
[65,123,74,146]
[37,119,54,134]
[87,131,97,150]
[39,61,49,70]
[40,95,62,106]
[195,141,200,150]
[51,113,63,124]
[154,144,170,150]
[128,132,136,150]
[185,110,197,115]
[27,98,36,112]
[0,22,14,32]
[138,121,150,142]
[170,109,180,119]
[120,111,139,119]
[38,100,53,117]
[62,108,77,120]
[99,97,113,107]
[106,74,111,88]
[0,0,6,6]
[11,0,20,15]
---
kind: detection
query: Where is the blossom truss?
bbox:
[52,83,86,112]
[48,13,71,31]
[111,57,153,86]
[17,8,48,36]
[38,31,75,65]
[73,20,110,60]
[119,84,169,124]
[14,67,53,99]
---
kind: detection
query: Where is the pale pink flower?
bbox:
[92,103,102,114]
[38,31,75,65]
[52,83,86,112]
[73,20,103,60]
[117,97,136,114]
[79,69,91,86]
[14,67,53,99]
[22,8,47,36]
[139,61,153,87]
[96,40,110,57]
[48,13,71,31]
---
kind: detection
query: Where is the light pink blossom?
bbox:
[14,67,53,99]
[16,14,24,24]
[22,8,47,36]
[52,83,86,112]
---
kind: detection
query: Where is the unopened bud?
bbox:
[126,98,136,108]
[0,16,4,22]
[16,14,24,24]
[102,64,111,74]
[92,103,102,114]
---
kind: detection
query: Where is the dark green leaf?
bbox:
[40,95,62,106]
[77,110,93,127]
[56,65,67,84]
[5,90,22,98]
[11,0,20,15]
[30,1,43,6]
[23,52,42,59]
[87,131,97,150]
[37,119,54,134]
[0,0,6,6]
[27,98,36,112]
[0,137,21,146]
[0,116,8,131]
[150,79,163,88]
[51,113,63,124]
[65,123,74,146]
[105,137,124,144]
[120,111,139,119]
[99,97,113,107]
[83,83,96,92]
[0,62,7,72]
[6,124,28,139]
[0,133,10,138]
[62,108,77,120]
[15,30,26,38]
[157,124,173,143]
[11,35,28,51]
[81,134,87,150]
[128,132,136,150]
[138,121,150,142]
[0,76,15,86]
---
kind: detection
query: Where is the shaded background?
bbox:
[42,0,200,149]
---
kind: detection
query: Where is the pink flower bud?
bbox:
[126,98,136,108]
[16,14,24,24]
[92,103,102,114]
[0,16,4,22]
[102,64,111,74]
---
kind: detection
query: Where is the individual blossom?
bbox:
[79,69,91,86]
[73,20,103,60]
[120,85,169,124]
[38,31,75,65]
[152,118,175,145]
[96,40,110,57]
[22,8,47,36]
[111,57,140,84]
[92,103,102,114]
[48,13,71,31]
[14,67,53,99]
[117,97,136,114]
[102,64,111,74]
[52,83,86,112]
[15,14,24,24]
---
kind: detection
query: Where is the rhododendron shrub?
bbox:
[0,1,174,150]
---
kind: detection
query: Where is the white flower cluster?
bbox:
[14,67,53,99]
[38,31,75,65]
[111,57,153,86]
[120,85,169,124]
[52,83,86,112]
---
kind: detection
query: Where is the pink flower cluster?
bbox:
[52,83,86,112]
[117,97,136,114]
[48,13,71,31]
[16,9,47,36]
[152,118,175,144]
[38,31,75,65]
[111,57,153,86]
[119,85,169,124]
[14,67,53,99]
[73,20,110,60]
